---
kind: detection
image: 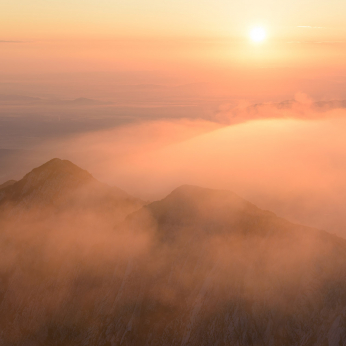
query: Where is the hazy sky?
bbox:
[2,0,346,40]
[1,0,346,237]
[0,0,345,98]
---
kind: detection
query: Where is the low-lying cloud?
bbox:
[40,99,346,237]
[2,95,346,236]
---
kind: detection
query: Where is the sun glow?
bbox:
[250,27,266,42]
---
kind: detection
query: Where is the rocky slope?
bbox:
[0,163,346,345]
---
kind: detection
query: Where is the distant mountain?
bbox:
[0,94,43,104]
[0,167,346,345]
[49,97,108,106]
[139,184,275,236]
[0,158,144,222]
[0,94,108,106]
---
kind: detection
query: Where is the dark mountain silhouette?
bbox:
[0,158,144,222]
[0,162,345,345]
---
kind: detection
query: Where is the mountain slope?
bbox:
[0,158,144,222]
[0,178,346,345]
[0,180,16,191]
[118,185,346,345]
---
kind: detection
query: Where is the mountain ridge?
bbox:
[0,159,346,345]
[0,158,144,223]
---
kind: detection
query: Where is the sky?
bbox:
[1,0,346,81]
[2,2,346,341]
[2,0,346,40]
[1,0,346,236]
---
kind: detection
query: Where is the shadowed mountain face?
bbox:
[121,186,346,346]
[141,185,278,238]
[0,161,346,346]
[0,158,144,223]
[0,180,16,190]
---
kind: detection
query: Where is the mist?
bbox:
[1,172,345,345]
[2,91,346,236]
[6,98,340,237]
[1,95,346,344]
[3,0,346,343]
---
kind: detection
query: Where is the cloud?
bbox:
[213,93,345,125]
[2,93,346,236]
[46,105,346,236]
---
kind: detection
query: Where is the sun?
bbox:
[250,27,266,43]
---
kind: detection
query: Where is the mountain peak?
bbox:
[167,184,238,199]
[140,184,272,236]
[0,158,144,217]
[20,158,94,190]
[0,158,95,208]
[43,158,64,165]
[32,158,91,175]
[153,184,250,211]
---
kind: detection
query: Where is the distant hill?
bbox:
[0,94,108,106]
[0,158,144,222]
[0,163,346,345]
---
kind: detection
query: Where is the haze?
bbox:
[2,1,346,343]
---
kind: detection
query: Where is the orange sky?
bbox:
[2,0,346,40]
[1,0,346,236]
[1,38,345,102]
[1,0,346,81]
